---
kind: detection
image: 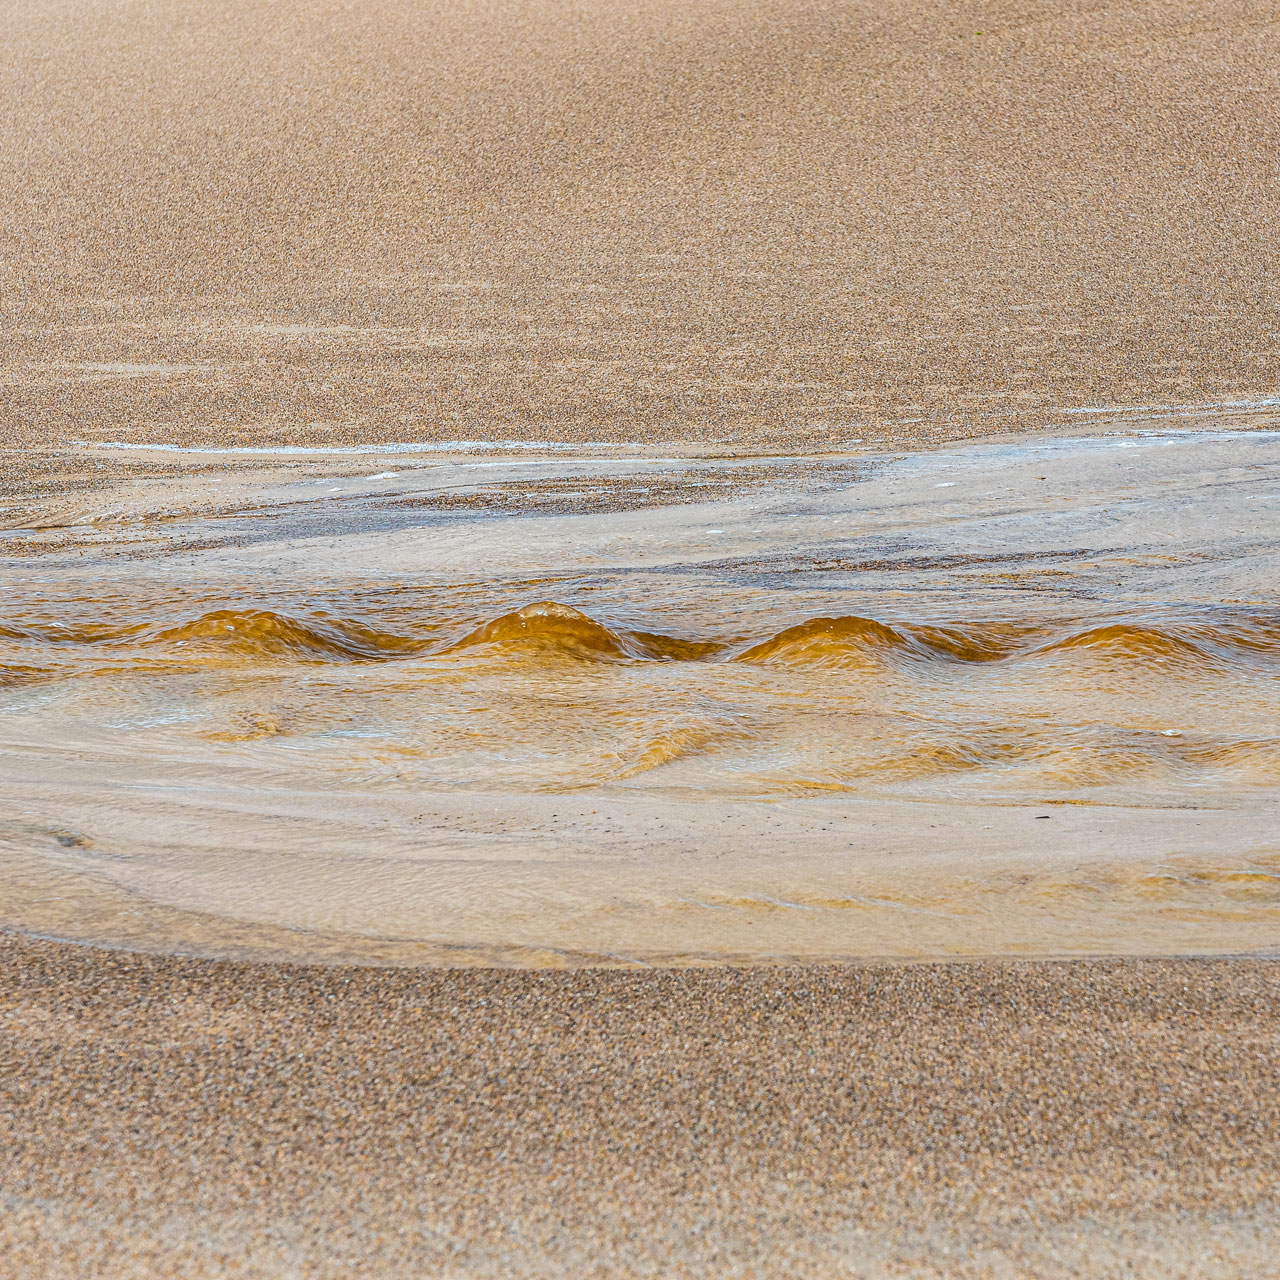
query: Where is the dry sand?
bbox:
[3,0,1279,461]
[2,935,1279,1278]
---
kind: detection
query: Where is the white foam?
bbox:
[76,440,637,457]
[1062,396,1280,418]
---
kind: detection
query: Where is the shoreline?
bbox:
[6,0,1280,1269]
[3,425,1278,969]
[4,415,1278,553]
[3,934,1278,1277]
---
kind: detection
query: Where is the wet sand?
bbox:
[2,935,1278,1278]
[4,434,1278,1274]
[3,429,1278,967]
[8,450,1276,1276]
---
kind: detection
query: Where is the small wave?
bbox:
[736,614,1280,673]
[736,615,918,667]
[1174,737,1280,780]
[1031,620,1280,668]
[734,615,1020,668]
[446,602,633,661]
[612,725,727,779]
[442,601,712,664]
[7,601,1279,676]
[0,620,131,645]
[149,610,424,662]
[0,663,49,688]
[1035,622,1212,666]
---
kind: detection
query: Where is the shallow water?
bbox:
[2,428,1278,964]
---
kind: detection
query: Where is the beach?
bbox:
[3,936,1279,1277]
[3,428,1279,968]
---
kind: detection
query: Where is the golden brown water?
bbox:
[4,597,1280,798]
[2,428,1278,963]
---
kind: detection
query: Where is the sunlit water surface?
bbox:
[2,428,1278,963]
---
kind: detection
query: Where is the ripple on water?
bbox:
[1,596,1277,800]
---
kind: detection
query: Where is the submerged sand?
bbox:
[3,428,1278,967]
[2,936,1278,1278]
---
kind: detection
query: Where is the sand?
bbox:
[3,0,1279,461]
[2,935,1279,1278]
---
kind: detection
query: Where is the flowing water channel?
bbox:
[2,427,1278,964]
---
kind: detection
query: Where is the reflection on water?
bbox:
[2,428,1279,963]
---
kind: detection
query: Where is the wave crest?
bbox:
[6,601,1278,674]
[737,615,932,668]
[151,610,421,661]
[1032,620,1280,667]
[445,601,682,663]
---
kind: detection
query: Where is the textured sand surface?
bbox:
[3,0,1279,456]
[2,936,1279,1277]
